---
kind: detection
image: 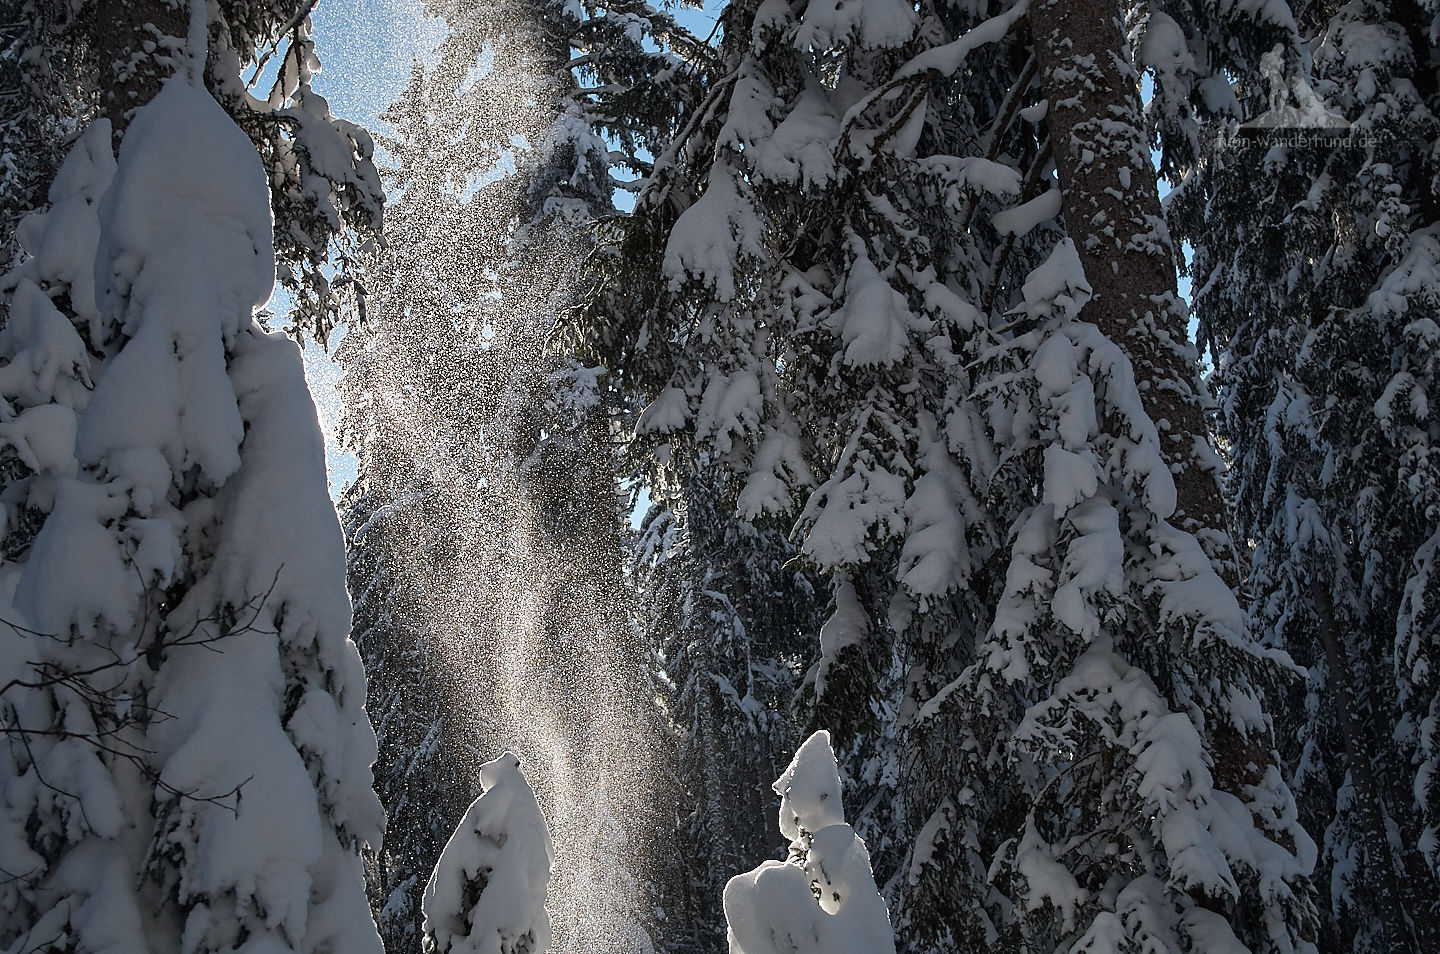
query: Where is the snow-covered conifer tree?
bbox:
[571,5,1039,934]
[422,753,554,954]
[572,0,1319,948]
[0,17,384,952]
[1169,0,1440,944]
[723,731,895,954]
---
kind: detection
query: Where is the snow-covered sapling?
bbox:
[422,752,555,954]
[723,731,896,954]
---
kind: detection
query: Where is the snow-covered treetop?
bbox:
[7,0,385,343]
[774,728,846,841]
[726,730,896,954]
[423,752,556,954]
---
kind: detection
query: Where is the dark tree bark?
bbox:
[1030,0,1231,554]
[94,0,188,146]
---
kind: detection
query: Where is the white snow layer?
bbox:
[896,0,1030,78]
[724,731,897,954]
[794,0,917,52]
[738,418,814,518]
[423,753,555,954]
[814,575,868,696]
[663,163,765,302]
[8,123,115,338]
[1018,237,1093,321]
[897,417,981,607]
[991,188,1063,237]
[754,86,842,188]
[826,234,930,367]
[1137,12,1198,90]
[0,78,383,954]
[801,454,907,569]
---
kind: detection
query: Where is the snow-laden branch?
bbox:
[895,0,1031,80]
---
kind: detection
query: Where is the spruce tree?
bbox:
[571,5,1038,930]
[0,12,385,950]
[572,0,1319,949]
[0,0,82,256]
[1170,0,1440,945]
[421,753,555,954]
[1029,0,1232,558]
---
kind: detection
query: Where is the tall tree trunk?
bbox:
[94,0,188,146]
[1030,0,1230,552]
[1030,0,1301,866]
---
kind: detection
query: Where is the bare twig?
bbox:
[0,569,289,826]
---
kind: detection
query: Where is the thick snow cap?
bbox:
[81,77,275,487]
[726,731,896,954]
[423,752,555,954]
[774,729,846,840]
[8,121,115,332]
